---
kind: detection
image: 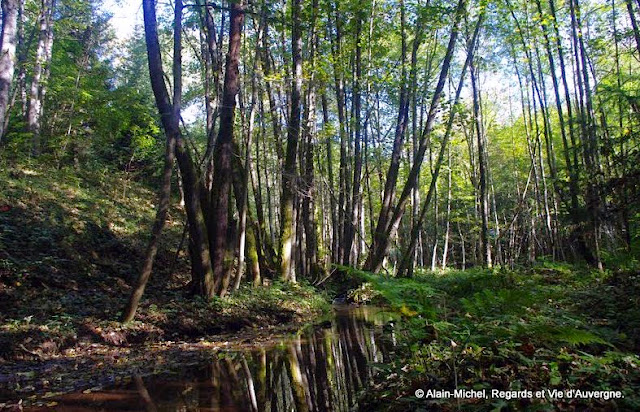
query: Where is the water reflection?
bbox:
[49,306,395,411]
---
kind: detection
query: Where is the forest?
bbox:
[1,0,640,409]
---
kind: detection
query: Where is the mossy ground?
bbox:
[0,160,329,405]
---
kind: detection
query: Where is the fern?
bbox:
[552,327,609,346]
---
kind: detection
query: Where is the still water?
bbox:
[46,306,396,411]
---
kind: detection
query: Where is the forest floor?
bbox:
[2,160,639,410]
[0,161,329,405]
[352,264,640,410]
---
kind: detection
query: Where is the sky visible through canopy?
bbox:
[98,0,526,125]
[102,0,142,41]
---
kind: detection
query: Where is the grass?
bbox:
[355,263,640,410]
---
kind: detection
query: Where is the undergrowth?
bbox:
[353,263,640,411]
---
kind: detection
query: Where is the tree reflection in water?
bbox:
[49,306,396,411]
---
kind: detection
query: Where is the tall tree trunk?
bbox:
[343,10,363,266]
[626,0,640,54]
[302,0,320,279]
[251,101,275,277]
[471,55,491,268]
[328,1,349,264]
[441,148,452,269]
[211,0,245,296]
[430,186,438,272]
[197,0,223,191]
[122,0,189,321]
[321,94,338,261]
[143,0,215,299]
[612,0,632,250]
[536,0,580,224]
[28,0,54,155]
[570,0,603,269]
[234,14,265,291]
[0,0,19,141]
[548,0,594,262]
[279,0,303,281]
[371,1,424,264]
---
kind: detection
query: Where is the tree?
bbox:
[209,0,245,296]
[28,0,55,155]
[122,0,186,322]
[365,0,467,273]
[0,0,19,141]
[279,0,303,282]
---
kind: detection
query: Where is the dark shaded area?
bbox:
[8,307,395,411]
[0,168,326,370]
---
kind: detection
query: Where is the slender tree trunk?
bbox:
[121,129,176,322]
[470,55,491,267]
[211,0,245,296]
[441,148,452,269]
[279,0,303,281]
[371,2,425,265]
[302,0,320,279]
[0,0,19,141]
[365,0,467,273]
[28,0,55,155]
[570,0,603,270]
[2,0,25,135]
[122,0,188,321]
[626,0,640,54]
[612,0,632,250]
[458,220,466,269]
[197,0,222,191]
[261,24,284,166]
[396,10,482,276]
[328,1,349,264]
[233,16,264,293]
[234,85,257,292]
[536,0,581,225]
[548,0,595,262]
[343,11,363,266]
[321,94,338,261]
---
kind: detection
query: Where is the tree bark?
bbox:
[626,0,640,54]
[0,0,19,141]
[28,0,55,155]
[122,0,187,322]
[343,10,363,266]
[211,0,245,296]
[471,60,492,268]
[279,0,303,282]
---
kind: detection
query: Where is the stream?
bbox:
[38,306,397,411]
